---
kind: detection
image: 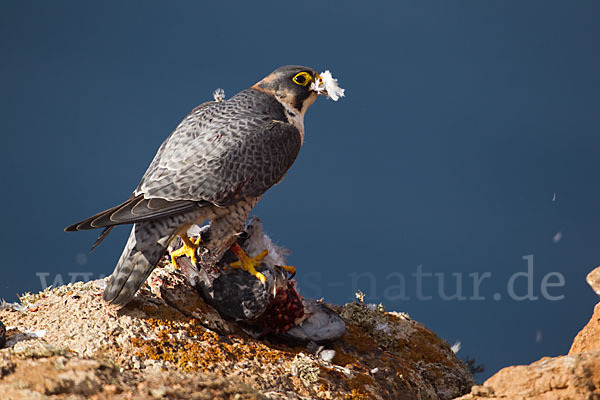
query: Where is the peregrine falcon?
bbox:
[65,65,344,306]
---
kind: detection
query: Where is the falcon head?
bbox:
[253,65,342,117]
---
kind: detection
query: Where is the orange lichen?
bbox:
[344,389,373,400]
[129,316,302,373]
[346,372,376,399]
[344,374,376,400]
[318,382,329,392]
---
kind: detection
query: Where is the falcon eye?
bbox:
[292,71,312,87]
[294,74,306,84]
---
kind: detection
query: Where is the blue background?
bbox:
[2,1,599,380]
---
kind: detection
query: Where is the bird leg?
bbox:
[228,242,267,284]
[170,235,201,268]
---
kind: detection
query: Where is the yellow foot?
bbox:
[170,235,201,268]
[275,265,296,277]
[228,242,267,284]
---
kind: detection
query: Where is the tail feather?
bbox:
[90,226,114,252]
[103,209,203,306]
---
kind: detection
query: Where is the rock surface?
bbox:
[586,267,600,297]
[569,302,600,355]
[0,264,473,399]
[457,265,600,400]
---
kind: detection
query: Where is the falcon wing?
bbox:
[66,95,301,232]
[64,195,198,231]
[135,104,302,206]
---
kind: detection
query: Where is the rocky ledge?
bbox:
[457,266,600,400]
[0,263,473,399]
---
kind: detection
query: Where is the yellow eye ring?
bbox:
[292,71,312,86]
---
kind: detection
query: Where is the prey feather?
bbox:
[311,70,345,101]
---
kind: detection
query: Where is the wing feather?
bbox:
[65,89,301,235]
[135,89,302,206]
[64,195,198,231]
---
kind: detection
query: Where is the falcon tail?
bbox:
[103,210,201,306]
[90,226,114,252]
[102,221,164,305]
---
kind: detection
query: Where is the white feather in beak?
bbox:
[311,70,345,101]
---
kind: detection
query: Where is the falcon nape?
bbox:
[65,65,344,306]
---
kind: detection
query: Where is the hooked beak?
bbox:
[311,74,326,96]
[314,74,326,95]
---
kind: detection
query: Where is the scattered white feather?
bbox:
[28,329,46,338]
[553,232,562,243]
[319,349,336,363]
[1,300,26,312]
[552,192,556,202]
[311,70,345,101]
[244,216,290,267]
[213,88,226,102]
[451,340,462,354]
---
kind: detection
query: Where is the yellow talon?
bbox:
[275,265,296,277]
[170,235,202,269]
[229,243,267,284]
